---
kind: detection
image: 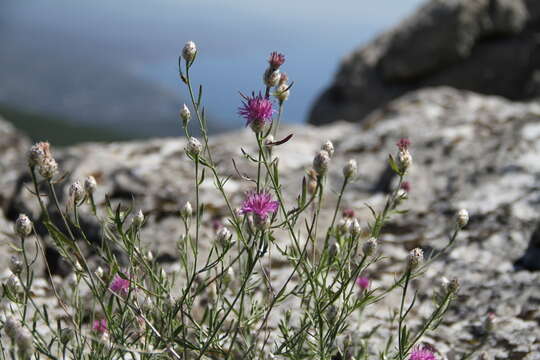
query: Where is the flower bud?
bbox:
[186,137,202,156]
[398,149,412,173]
[407,248,424,270]
[326,305,338,324]
[181,201,193,218]
[321,140,334,158]
[84,176,97,195]
[224,267,235,285]
[337,218,352,235]
[4,316,20,340]
[263,68,281,87]
[9,255,23,275]
[146,250,154,262]
[456,209,469,228]
[182,41,197,63]
[350,219,362,238]
[363,237,378,256]
[95,266,104,279]
[133,210,144,227]
[74,261,83,273]
[6,275,23,297]
[69,180,85,203]
[276,83,290,103]
[180,104,191,127]
[28,142,50,166]
[14,326,33,351]
[343,159,357,179]
[15,214,32,237]
[446,278,460,295]
[60,328,74,344]
[38,156,58,179]
[313,150,330,176]
[216,227,231,247]
[484,312,496,333]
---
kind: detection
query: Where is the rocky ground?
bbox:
[1,87,539,358]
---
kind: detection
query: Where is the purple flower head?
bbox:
[342,209,355,218]
[238,92,274,127]
[356,276,370,291]
[401,181,411,193]
[397,138,411,151]
[409,345,436,360]
[240,190,279,220]
[92,319,108,334]
[268,52,285,69]
[110,274,130,297]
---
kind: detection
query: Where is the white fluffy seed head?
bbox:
[456,209,469,228]
[186,137,202,156]
[84,176,97,195]
[182,41,197,62]
[15,214,32,237]
[343,159,358,179]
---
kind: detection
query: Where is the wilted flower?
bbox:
[355,276,370,291]
[409,345,436,360]
[238,92,274,132]
[15,214,32,237]
[182,41,197,63]
[110,274,130,297]
[92,319,108,334]
[268,51,285,70]
[241,191,279,221]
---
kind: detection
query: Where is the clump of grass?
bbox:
[0,41,476,360]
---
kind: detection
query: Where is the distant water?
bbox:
[0,0,423,138]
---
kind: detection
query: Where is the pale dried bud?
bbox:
[180,104,191,127]
[28,142,50,166]
[95,266,104,279]
[307,178,318,195]
[38,156,58,179]
[456,209,469,228]
[4,316,20,340]
[182,41,197,63]
[216,227,232,247]
[133,210,144,227]
[350,219,362,238]
[398,149,412,173]
[69,181,85,203]
[74,261,83,272]
[84,176,97,195]
[343,159,357,179]
[9,255,23,275]
[6,275,23,296]
[313,150,330,175]
[407,248,424,270]
[321,140,334,158]
[15,214,32,237]
[15,326,33,350]
[186,137,202,156]
[363,237,378,256]
[263,68,281,87]
[446,278,460,294]
[337,218,352,235]
[276,83,290,102]
[181,201,193,218]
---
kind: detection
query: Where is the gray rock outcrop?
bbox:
[308,0,540,125]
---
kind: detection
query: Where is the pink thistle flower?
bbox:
[342,209,355,218]
[409,345,436,360]
[92,319,108,334]
[268,52,285,69]
[397,138,411,151]
[110,274,130,297]
[401,181,411,193]
[355,276,370,291]
[240,191,279,220]
[238,92,274,128]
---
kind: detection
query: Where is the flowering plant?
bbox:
[0,41,479,360]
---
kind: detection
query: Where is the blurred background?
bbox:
[0,0,423,145]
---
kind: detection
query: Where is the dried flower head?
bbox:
[110,274,131,297]
[182,41,197,63]
[321,140,335,158]
[186,137,203,156]
[15,214,32,237]
[69,180,85,203]
[92,319,108,334]
[398,149,413,173]
[409,345,436,360]
[84,176,97,194]
[28,142,51,166]
[456,208,469,228]
[240,190,279,221]
[38,156,58,179]
[313,150,331,176]
[238,92,274,132]
[356,276,370,291]
[268,51,285,70]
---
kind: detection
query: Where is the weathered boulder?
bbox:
[308,0,540,125]
[3,87,540,357]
